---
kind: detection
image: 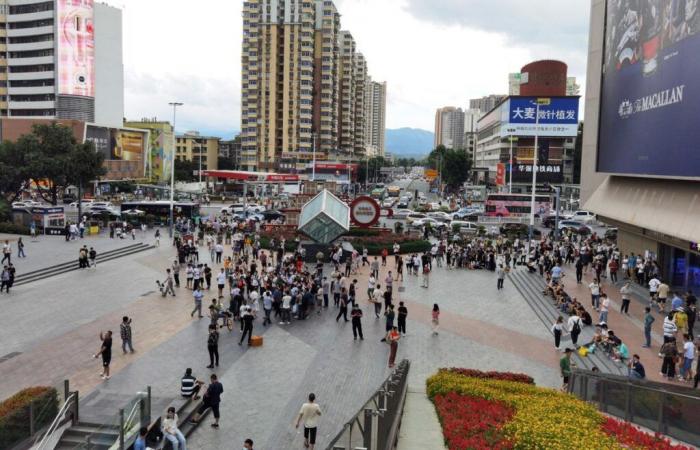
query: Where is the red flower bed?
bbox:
[443,368,535,385]
[434,392,514,450]
[601,417,695,450]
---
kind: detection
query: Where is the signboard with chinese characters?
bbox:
[500,97,579,137]
[495,163,506,186]
[350,196,381,228]
[511,163,563,183]
[598,1,700,178]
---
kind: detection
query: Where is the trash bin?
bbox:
[89,225,99,235]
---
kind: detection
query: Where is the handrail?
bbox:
[123,396,143,433]
[35,391,77,450]
[326,359,410,450]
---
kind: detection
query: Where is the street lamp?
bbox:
[526,98,549,259]
[168,101,183,238]
[506,128,517,194]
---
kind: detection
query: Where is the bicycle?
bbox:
[210,309,234,331]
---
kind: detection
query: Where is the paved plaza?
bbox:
[0,232,566,449]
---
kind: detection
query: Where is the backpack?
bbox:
[572,318,581,334]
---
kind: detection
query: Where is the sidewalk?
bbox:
[396,388,446,450]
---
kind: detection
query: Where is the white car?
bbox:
[69,200,94,209]
[382,198,395,208]
[245,204,266,213]
[450,220,479,234]
[410,217,448,229]
[221,203,246,214]
[569,210,597,224]
[12,201,41,208]
[392,208,413,219]
[405,212,427,224]
[86,201,115,210]
[426,211,452,222]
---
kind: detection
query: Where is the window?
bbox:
[8,18,53,29]
[9,49,54,59]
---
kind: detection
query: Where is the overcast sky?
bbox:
[110,0,590,137]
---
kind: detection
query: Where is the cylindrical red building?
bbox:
[519,60,567,96]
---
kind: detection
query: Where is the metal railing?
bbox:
[326,359,410,450]
[569,369,700,447]
[35,382,78,450]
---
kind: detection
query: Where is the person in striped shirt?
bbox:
[180,368,203,400]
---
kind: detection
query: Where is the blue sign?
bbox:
[502,97,579,137]
[508,97,579,124]
[598,1,700,178]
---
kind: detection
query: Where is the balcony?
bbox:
[7,40,53,52]
[8,70,53,81]
[9,100,54,109]
[8,85,53,95]
[8,55,53,66]
[7,10,54,23]
[7,25,54,37]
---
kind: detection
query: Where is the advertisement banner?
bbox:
[495,163,506,186]
[57,0,95,97]
[116,131,145,161]
[500,97,579,137]
[85,125,109,159]
[511,163,563,183]
[598,0,700,178]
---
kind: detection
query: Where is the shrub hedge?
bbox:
[0,222,31,235]
[0,386,58,449]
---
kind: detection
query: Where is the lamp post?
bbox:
[526,98,549,259]
[168,101,183,238]
[506,128,517,194]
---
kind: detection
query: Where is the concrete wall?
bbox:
[94,3,124,128]
[580,0,608,204]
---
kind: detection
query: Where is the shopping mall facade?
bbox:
[582,0,700,292]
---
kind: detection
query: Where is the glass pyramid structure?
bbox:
[298,189,350,244]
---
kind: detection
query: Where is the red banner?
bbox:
[496,163,506,186]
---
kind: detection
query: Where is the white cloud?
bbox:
[109,0,589,134]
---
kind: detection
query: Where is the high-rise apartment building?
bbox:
[434,106,464,149]
[0,0,123,125]
[364,77,386,157]
[469,95,506,114]
[241,0,378,172]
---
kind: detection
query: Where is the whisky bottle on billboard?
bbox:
[641,0,662,75]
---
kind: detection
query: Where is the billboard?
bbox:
[57,0,95,97]
[86,125,147,179]
[511,163,563,183]
[599,0,700,178]
[500,97,579,137]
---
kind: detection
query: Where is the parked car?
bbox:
[405,212,427,224]
[259,210,285,222]
[69,200,94,209]
[541,215,557,228]
[569,210,597,224]
[410,217,448,230]
[221,203,246,214]
[85,201,115,211]
[450,220,479,234]
[604,227,618,241]
[426,211,452,222]
[12,201,41,208]
[558,220,592,235]
[392,209,413,220]
[500,223,542,238]
[428,202,442,211]
[245,204,266,213]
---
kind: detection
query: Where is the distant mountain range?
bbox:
[385,128,434,158]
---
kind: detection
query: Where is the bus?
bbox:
[387,186,401,197]
[120,201,200,224]
[370,187,386,200]
[484,193,551,218]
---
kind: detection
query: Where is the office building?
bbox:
[581,0,700,292]
[0,0,123,125]
[219,135,242,170]
[175,132,219,172]
[469,95,506,115]
[434,106,464,149]
[364,77,386,157]
[241,0,377,172]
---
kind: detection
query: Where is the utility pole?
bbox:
[168,102,183,238]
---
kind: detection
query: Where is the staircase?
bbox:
[508,270,628,376]
[54,423,121,450]
[13,243,154,287]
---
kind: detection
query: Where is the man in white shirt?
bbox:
[216,269,227,298]
[295,393,322,450]
[681,334,695,381]
[649,276,661,303]
[599,294,610,324]
[371,285,383,318]
[367,275,376,301]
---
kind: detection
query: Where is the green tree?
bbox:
[424,146,471,190]
[0,140,30,203]
[65,141,106,217]
[357,156,388,184]
[174,159,198,182]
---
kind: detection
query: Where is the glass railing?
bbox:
[569,369,700,447]
[325,359,410,450]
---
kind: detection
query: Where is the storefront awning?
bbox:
[202,170,301,182]
[584,177,700,244]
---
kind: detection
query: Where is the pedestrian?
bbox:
[89,247,97,268]
[134,427,148,450]
[431,303,440,335]
[351,304,363,340]
[172,261,181,287]
[295,393,322,450]
[567,312,583,347]
[599,294,610,324]
[163,406,187,450]
[381,304,395,341]
[243,438,254,449]
[560,348,573,390]
[620,281,632,314]
[3,241,13,265]
[496,264,506,290]
[386,326,401,367]
[335,293,349,322]
[660,337,679,380]
[628,354,646,380]
[422,262,430,288]
[589,280,600,310]
[680,333,695,382]
[191,287,204,318]
[216,268,226,298]
[262,290,273,326]
[381,247,388,267]
[164,269,176,296]
[17,238,25,258]
[239,306,254,346]
[642,306,655,348]
[190,374,223,428]
[575,258,583,284]
[371,284,383,318]
[370,256,380,278]
[206,325,219,368]
[131,228,136,240]
[0,265,10,293]
[181,368,203,400]
[154,229,161,247]
[552,316,564,349]
[93,330,113,380]
[397,301,407,335]
[120,316,135,354]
